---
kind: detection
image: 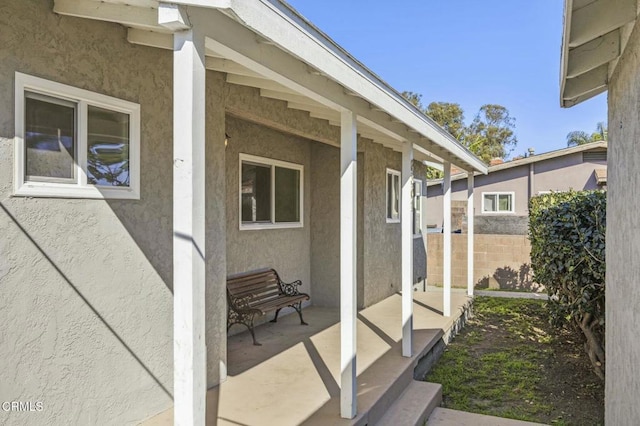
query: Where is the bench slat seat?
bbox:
[227,268,310,345]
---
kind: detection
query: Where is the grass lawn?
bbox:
[424,297,604,425]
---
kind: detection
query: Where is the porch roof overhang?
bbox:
[52,0,488,174]
[560,0,638,107]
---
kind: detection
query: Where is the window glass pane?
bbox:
[498,194,512,212]
[483,194,496,212]
[393,175,400,219]
[87,105,130,186]
[275,167,300,223]
[387,173,393,219]
[25,93,75,180]
[242,162,271,223]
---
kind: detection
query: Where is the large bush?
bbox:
[529,190,606,379]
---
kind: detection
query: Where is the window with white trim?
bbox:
[413,179,422,235]
[240,154,303,230]
[482,192,514,213]
[14,72,140,199]
[386,168,401,223]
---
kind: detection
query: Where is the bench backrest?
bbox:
[227,268,282,308]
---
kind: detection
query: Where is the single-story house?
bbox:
[426,141,608,235]
[558,0,638,423]
[0,0,487,424]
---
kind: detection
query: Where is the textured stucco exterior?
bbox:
[0,2,176,424]
[605,19,640,425]
[361,141,403,306]
[426,149,606,234]
[1,2,438,424]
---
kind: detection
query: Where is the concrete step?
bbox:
[426,407,548,426]
[374,381,442,426]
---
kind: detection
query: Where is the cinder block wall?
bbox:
[426,234,542,291]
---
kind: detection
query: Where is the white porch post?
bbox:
[172,27,207,426]
[443,162,452,317]
[401,142,413,357]
[467,173,474,297]
[340,109,357,419]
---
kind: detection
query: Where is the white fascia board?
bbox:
[172,0,487,173]
[560,0,574,107]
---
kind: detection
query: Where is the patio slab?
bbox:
[143,290,471,426]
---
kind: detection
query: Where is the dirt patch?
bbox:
[424,297,604,425]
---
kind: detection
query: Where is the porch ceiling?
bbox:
[53,0,487,172]
[560,0,638,107]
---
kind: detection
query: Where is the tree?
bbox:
[425,102,466,141]
[465,104,517,163]
[402,92,518,165]
[401,91,424,110]
[566,122,607,147]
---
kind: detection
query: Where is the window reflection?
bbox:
[25,93,76,181]
[87,105,130,186]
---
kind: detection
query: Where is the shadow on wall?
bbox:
[475,264,545,292]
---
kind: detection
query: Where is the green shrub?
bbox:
[528,190,605,379]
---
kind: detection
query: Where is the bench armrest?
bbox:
[279,279,303,296]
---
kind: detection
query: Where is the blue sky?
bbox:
[286,0,607,158]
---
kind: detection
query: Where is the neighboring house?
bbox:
[426,141,608,235]
[0,1,486,424]
[559,1,639,423]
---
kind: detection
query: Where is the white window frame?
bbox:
[239,153,304,230]
[481,191,515,214]
[413,179,423,237]
[14,72,140,199]
[386,168,401,223]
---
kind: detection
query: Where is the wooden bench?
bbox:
[227,268,310,345]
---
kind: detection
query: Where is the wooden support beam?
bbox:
[340,110,358,419]
[128,28,173,49]
[171,26,207,426]
[569,0,635,47]
[158,2,190,31]
[54,0,166,32]
[564,64,608,99]
[401,142,414,357]
[205,57,262,77]
[567,30,620,78]
[443,162,452,317]
[467,174,474,297]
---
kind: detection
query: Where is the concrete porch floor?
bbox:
[144,290,472,426]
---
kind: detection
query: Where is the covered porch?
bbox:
[144,289,472,425]
[50,0,487,423]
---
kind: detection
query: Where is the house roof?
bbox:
[559,0,637,107]
[427,141,607,186]
[53,0,488,173]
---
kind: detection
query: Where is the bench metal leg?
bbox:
[293,302,308,326]
[228,313,262,346]
[270,308,283,323]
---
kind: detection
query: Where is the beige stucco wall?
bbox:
[0,1,231,424]
[362,141,402,306]
[0,2,176,425]
[605,19,640,425]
